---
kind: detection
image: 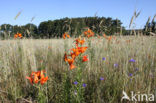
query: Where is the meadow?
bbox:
[0,35,155,103]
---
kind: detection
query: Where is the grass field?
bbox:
[0,36,156,103]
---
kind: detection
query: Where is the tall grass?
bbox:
[0,36,156,102]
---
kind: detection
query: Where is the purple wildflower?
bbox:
[102,57,106,61]
[114,63,118,67]
[100,77,104,80]
[128,73,133,77]
[74,81,78,85]
[82,83,87,87]
[129,59,136,62]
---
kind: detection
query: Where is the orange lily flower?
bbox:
[14,34,18,38]
[66,34,70,38]
[67,58,76,70]
[78,47,88,53]
[34,74,39,83]
[64,53,68,61]
[103,34,106,38]
[26,70,48,85]
[107,36,112,41]
[83,28,94,38]
[70,64,76,70]
[40,70,45,78]
[67,58,74,65]
[70,52,76,59]
[40,76,48,85]
[71,48,81,56]
[14,33,23,39]
[26,76,33,84]
[82,55,88,62]
[63,33,66,39]
[63,33,70,39]
[18,33,22,38]
[75,38,85,46]
[84,31,88,36]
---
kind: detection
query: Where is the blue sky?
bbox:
[0,0,155,29]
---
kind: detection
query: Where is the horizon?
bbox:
[0,0,155,29]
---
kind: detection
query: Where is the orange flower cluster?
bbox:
[64,37,88,70]
[26,70,48,85]
[63,33,70,39]
[14,33,22,39]
[84,28,94,38]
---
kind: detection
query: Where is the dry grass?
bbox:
[0,36,156,103]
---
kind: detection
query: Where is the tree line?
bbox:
[0,16,155,39]
[0,17,126,39]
